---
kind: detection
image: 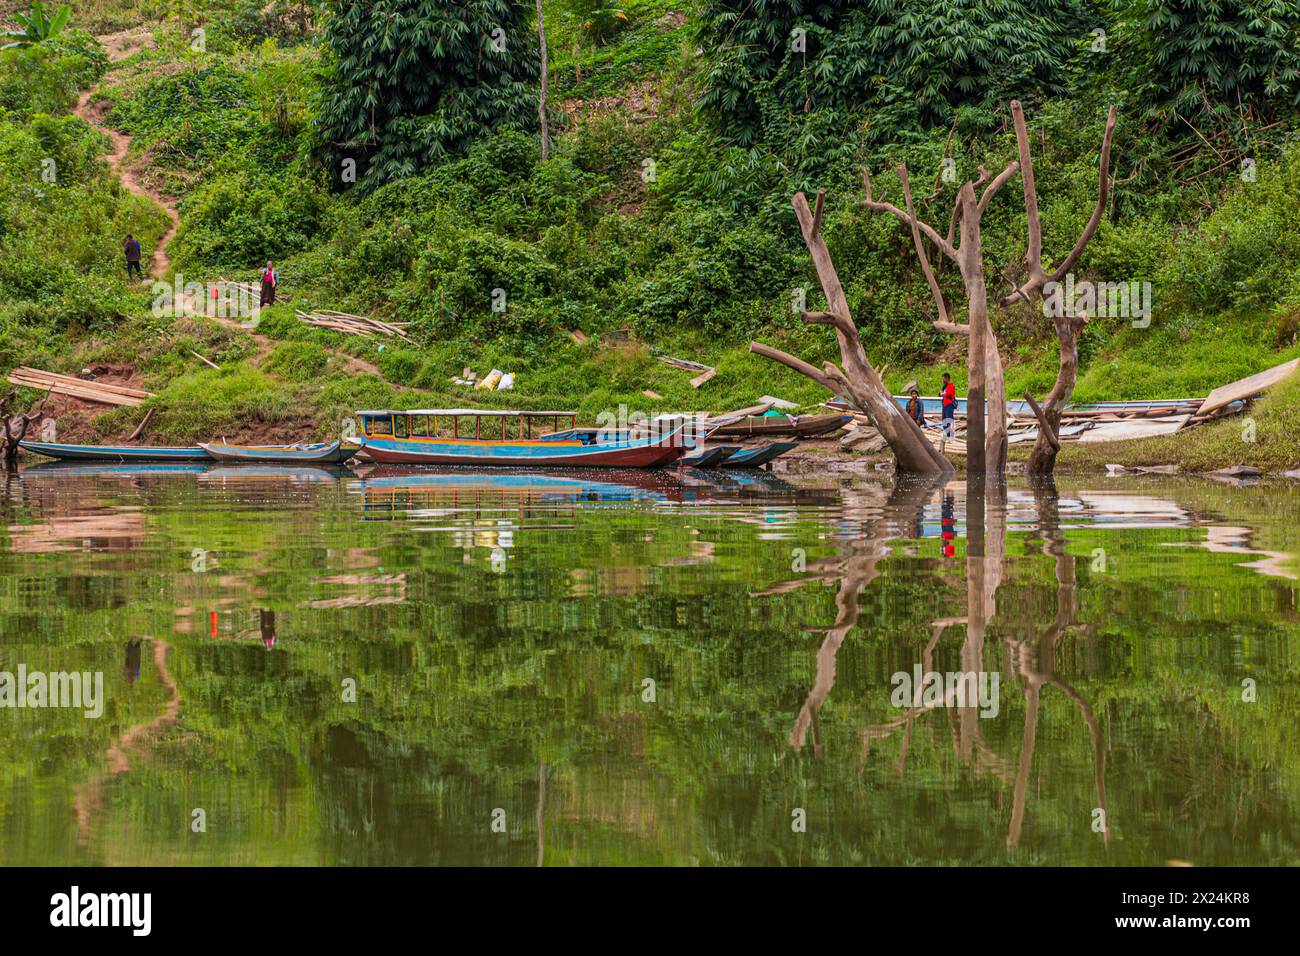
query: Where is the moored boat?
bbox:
[709,413,849,439]
[354,409,695,468]
[18,441,213,462]
[720,442,798,468]
[679,445,740,468]
[198,440,354,463]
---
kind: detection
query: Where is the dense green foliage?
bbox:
[1111,0,1300,126]
[316,0,541,190]
[696,0,1093,151]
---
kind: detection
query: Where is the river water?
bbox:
[1,463,1296,865]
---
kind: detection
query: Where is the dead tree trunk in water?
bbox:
[1004,101,1117,475]
[1,388,47,469]
[749,190,952,475]
[861,162,1019,477]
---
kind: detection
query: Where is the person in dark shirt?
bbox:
[124,235,142,279]
[906,386,926,427]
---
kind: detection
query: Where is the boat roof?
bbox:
[356,409,576,417]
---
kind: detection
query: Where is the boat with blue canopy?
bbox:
[353,409,697,468]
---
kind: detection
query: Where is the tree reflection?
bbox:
[774,474,1110,849]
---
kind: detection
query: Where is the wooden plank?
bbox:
[8,377,144,405]
[14,367,153,398]
[7,376,143,407]
[1199,358,1300,417]
[1077,414,1191,443]
[659,356,713,372]
[690,368,716,388]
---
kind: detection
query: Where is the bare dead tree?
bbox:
[1005,101,1117,475]
[536,0,550,162]
[861,157,1020,478]
[749,191,953,475]
[1,388,49,469]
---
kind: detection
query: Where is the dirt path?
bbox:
[74,89,180,278]
[74,29,386,383]
[73,27,178,278]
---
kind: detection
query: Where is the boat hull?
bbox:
[711,413,849,438]
[680,445,740,468]
[359,434,688,468]
[721,441,798,468]
[198,441,354,463]
[18,441,212,462]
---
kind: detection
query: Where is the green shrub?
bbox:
[265,340,330,381]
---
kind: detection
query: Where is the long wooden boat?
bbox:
[721,441,797,468]
[709,413,849,439]
[354,409,693,468]
[19,440,212,462]
[198,440,354,463]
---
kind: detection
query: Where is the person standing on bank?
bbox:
[124,235,142,279]
[941,372,957,440]
[905,384,926,428]
[259,260,277,308]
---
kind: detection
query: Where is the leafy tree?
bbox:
[316,0,540,190]
[1109,0,1300,127]
[695,0,1094,150]
[2,2,71,49]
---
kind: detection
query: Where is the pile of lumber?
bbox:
[295,309,409,339]
[6,367,153,407]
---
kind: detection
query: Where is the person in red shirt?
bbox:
[259,260,277,307]
[941,372,957,440]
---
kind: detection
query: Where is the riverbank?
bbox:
[6,5,1300,477]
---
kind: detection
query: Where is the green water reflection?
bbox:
[0,463,1297,865]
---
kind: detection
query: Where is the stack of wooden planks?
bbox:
[295,309,409,339]
[6,367,153,407]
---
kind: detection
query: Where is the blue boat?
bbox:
[18,441,213,462]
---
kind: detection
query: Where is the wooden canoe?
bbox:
[18,441,213,462]
[709,413,849,439]
[198,440,355,463]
